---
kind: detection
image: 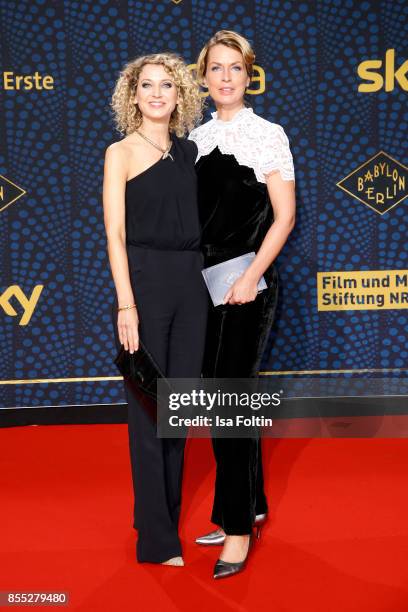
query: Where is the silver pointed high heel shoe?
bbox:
[195,528,226,546]
[195,513,267,546]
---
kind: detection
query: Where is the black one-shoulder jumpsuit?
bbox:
[111,135,208,563]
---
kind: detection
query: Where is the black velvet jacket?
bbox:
[196,146,274,266]
[195,145,278,378]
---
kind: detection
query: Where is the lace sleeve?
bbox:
[258,123,295,182]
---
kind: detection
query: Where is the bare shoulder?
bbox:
[102,144,129,193]
[105,139,131,159]
[104,140,131,176]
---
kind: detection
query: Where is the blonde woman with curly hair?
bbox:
[103,53,208,566]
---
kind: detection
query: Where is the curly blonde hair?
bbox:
[111,53,203,137]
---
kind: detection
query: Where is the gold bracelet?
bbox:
[117,303,136,312]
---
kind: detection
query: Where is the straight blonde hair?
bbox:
[195,30,255,86]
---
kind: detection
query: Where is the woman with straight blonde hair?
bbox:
[104,52,208,566]
[189,30,296,578]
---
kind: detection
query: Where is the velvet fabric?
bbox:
[196,146,279,535]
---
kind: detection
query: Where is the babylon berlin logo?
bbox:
[0,175,26,213]
[336,151,407,215]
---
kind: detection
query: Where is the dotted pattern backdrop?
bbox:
[0,0,406,409]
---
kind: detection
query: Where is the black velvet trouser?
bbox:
[112,246,208,563]
[202,261,279,535]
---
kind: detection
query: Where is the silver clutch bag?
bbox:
[201,252,267,307]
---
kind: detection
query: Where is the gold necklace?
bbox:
[135,129,174,161]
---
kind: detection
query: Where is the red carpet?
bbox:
[1,424,408,611]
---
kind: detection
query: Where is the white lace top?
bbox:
[188,107,295,184]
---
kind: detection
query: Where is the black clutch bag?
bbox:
[114,340,171,401]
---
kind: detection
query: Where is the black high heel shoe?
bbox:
[195,512,267,546]
[213,532,255,580]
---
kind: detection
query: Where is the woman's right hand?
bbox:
[117,306,139,353]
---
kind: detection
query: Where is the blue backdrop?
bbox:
[0,0,406,410]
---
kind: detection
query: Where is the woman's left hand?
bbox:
[223,273,259,305]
